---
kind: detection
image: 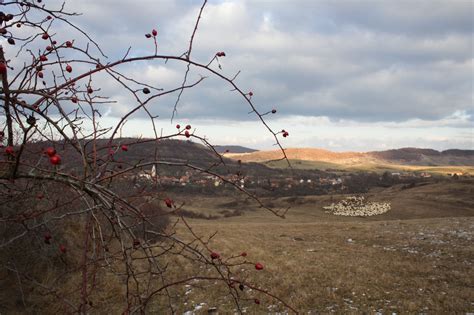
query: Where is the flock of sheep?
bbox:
[323,196,391,217]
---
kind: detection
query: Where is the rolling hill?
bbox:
[225,147,474,174]
[16,139,474,175]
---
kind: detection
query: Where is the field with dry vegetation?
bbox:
[1,180,472,314]
[165,181,474,313]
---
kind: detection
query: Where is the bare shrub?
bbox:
[0,1,295,313]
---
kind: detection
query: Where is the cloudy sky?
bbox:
[5,0,474,151]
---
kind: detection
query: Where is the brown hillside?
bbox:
[228,147,474,167]
[227,148,367,163]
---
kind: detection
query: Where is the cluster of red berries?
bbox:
[210,249,264,306]
[145,28,158,38]
[35,64,44,79]
[176,124,192,138]
[35,39,74,79]
[282,129,289,138]
[185,124,192,138]
[209,251,264,271]
[43,232,67,253]
[1,13,14,24]
[108,145,128,156]
[45,147,61,165]
[45,40,72,52]
[216,51,226,57]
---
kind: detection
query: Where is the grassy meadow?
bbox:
[263,159,474,176]
[159,181,474,313]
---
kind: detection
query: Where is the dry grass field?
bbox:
[2,182,472,314]
[262,159,474,176]
[167,181,474,314]
[226,148,474,176]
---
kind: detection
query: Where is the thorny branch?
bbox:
[0,0,295,313]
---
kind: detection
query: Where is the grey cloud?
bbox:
[249,0,473,37]
[3,0,472,126]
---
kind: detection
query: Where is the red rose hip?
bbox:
[5,146,14,155]
[164,198,173,208]
[49,155,61,165]
[0,62,7,75]
[45,147,56,157]
[255,262,264,270]
[44,232,52,244]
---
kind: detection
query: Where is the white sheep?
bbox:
[323,196,391,217]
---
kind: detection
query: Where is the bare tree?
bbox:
[0,1,295,313]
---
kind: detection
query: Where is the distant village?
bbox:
[127,165,343,189]
[115,165,468,195]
